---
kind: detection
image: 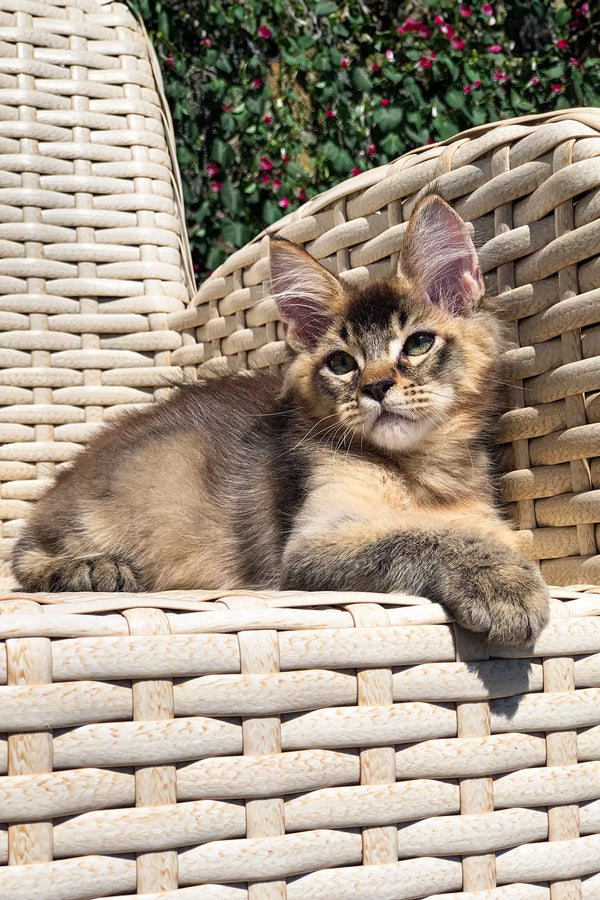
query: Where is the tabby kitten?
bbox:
[12,195,548,645]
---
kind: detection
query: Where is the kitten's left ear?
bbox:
[400,195,484,315]
[270,238,342,351]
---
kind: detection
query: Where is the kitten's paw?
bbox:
[48,557,142,592]
[442,537,549,646]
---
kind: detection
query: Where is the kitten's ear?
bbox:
[270,238,341,351]
[400,195,484,315]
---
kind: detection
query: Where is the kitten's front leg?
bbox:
[281,526,549,646]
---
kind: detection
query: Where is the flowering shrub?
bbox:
[128,0,598,277]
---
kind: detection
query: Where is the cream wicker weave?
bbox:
[1,0,600,898]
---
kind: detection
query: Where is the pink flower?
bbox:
[371,63,380,72]
[570,57,580,66]
[460,5,473,15]
[556,38,569,49]
[400,17,419,32]
[281,152,290,163]
[464,84,472,94]
[531,76,540,85]
[325,110,336,118]
[419,56,433,68]
[418,23,433,38]
[487,44,502,52]
[272,178,282,191]
[259,156,274,171]
[451,37,466,49]
[201,39,211,46]
[481,3,493,14]
[259,172,270,185]
[341,57,349,68]
[279,197,289,209]
[252,78,262,88]
[473,79,482,87]
[263,114,272,123]
[258,25,271,38]
[493,72,509,81]
[385,49,394,60]
[222,104,232,111]
[426,137,435,145]
[367,144,376,156]
[351,167,361,176]
[206,162,219,176]
[434,13,444,25]
[380,98,390,106]
[551,83,563,92]
[210,180,222,193]
[440,23,455,38]
[167,57,174,66]
[298,188,306,201]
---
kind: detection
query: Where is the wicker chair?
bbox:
[1,1,600,897]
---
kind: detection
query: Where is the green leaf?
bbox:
[380,133,404,157]
[220,219,254,247]
[262,199,282,226]
[372,106,404,132]
[352,67,372,92]
[220,182,242,215]
[210,138,235,167]
[444,86,466,110]
[219,112,236,133]
[322,140,353,173]
[176,144,195,167]
[469,106,488,125]
[314,1,338,15]
[205,246,227,271]
[555,7,570,26]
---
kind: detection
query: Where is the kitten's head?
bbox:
[270,195,501,454]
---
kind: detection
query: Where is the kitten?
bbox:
[11,195,548,645]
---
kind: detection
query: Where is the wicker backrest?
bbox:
[0,0,193,568]
[181,108,600,587]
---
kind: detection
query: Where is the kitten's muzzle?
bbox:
[361,377,394,403]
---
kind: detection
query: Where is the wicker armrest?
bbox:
[1,585,600,897]
[0,0,193,567]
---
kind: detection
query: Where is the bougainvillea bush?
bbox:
[128,0,597,277]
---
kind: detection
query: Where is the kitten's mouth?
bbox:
[376,409,417,425]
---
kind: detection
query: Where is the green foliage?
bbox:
[127,0,597,277]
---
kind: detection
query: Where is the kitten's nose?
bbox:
[362,378,394,403]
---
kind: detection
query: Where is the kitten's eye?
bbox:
[326,351,358,375]
[402,332,435,357]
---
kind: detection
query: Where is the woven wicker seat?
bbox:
[1,1,600,897]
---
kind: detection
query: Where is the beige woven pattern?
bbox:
[1,585,599,898]
[181,107,600,587]
[0,0,193,563]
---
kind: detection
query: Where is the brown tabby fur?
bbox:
[12,196,549,645]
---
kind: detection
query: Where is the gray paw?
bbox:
[440,535,549,646]
[49,558,141,592]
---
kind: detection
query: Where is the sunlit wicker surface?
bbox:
[0,0,193,564]
[1,2,600,896]
[1,585,600,899]
[186,107,600,587]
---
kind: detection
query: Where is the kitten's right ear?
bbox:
[269,238,341,351]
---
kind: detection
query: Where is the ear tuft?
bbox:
[269,238,341,350]
[400,195,484,316]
